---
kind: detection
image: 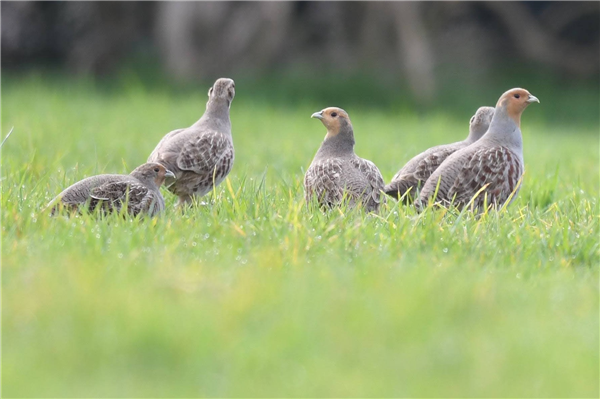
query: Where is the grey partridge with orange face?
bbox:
[49,163,174,216]
[385,106,495,202]
[304,107,385,212]
[417,88,539,211]
[148,78,235,205]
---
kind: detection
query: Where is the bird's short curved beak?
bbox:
[311,111,324,120]
[165,169,176,179]
[527,94,540,104]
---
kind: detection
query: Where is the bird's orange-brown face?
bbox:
[131,163,175,186]
[147,163,175,186]
[311,107,350,137]
[497,88,539,126]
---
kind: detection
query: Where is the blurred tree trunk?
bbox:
[155,2,295,80]
[3,1,599,100]
[484,2,599,75]
[392,2,436,104]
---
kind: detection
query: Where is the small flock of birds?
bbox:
[48,78,539,217]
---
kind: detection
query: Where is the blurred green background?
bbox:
[2,1,599,397]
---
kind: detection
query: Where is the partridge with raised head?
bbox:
[49,163,174,216]
[304,107,385,212]
[384,106,495,201]
[417,88,539,211]
[148,78,235,205]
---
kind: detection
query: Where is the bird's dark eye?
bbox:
[154,168,160,173]
[331,112,338,117]
[514,93,520,99]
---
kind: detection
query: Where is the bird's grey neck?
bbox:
[144,180,161,192]
[483,106,523,151]
[315,130,355,158]
[193,100,231,132]
[131,173,160,192]
[130,171,145,181]
[465,127,485,144]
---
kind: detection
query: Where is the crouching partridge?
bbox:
[48,162,174,216]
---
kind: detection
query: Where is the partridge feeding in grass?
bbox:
[304,107,385,212]
[416,88,539,211]
[148,78,235,205]
[49,163,174,217]
[384,106,495,202]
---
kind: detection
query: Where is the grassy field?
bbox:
[2,72,599,397]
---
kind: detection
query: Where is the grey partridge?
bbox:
[148,78,235,205]
[49,163,174,216]
[304,107,385,213]
[417,88,539,211]
[385,106,494,202]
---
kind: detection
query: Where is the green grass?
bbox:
[2,72,599,397]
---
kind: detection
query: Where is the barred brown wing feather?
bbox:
[304,159,344,207]
[352,158,384,192]
[449,146,523,208]
[413,147,458,182]
[216,145,235,180]
[350,157,385,208]
[136,190,161,216]
[177,131,231,175]
[90,181,149,215]
[387,146,458,200]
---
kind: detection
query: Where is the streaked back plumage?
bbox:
[148,78,236,205]
[417,88,538,211]
[384,106,494,201]
[304,107,385,212]
[49,163,172,216]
